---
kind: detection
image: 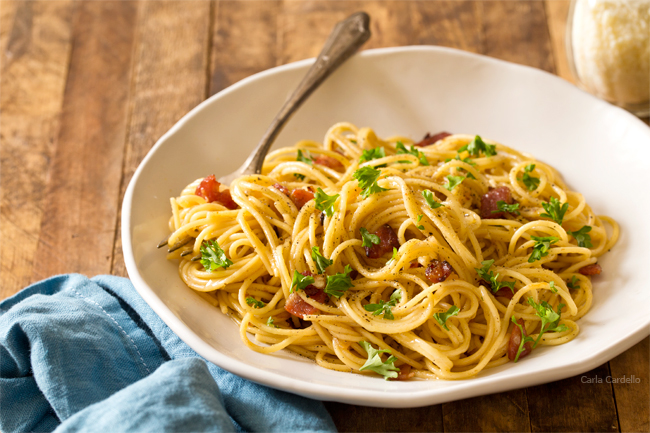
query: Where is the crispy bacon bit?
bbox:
[195,175,238,209]
[508,318,532,361]
[364,224,400,259]
[480,186,513,219]
[313,154,344,171]
[579,263,602,276]
[425,260,453,283]
[494,286,516,299]
[414,132,452,147]
[290,188,315,209]
[392,364,415,381]
[285,273,328,319]
[273,182,290,196]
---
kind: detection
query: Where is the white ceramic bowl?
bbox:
[122,46,650,408]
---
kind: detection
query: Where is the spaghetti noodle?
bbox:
[165,123,618,380]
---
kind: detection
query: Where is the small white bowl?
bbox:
[122,46,650,408]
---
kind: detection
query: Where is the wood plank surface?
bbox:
[30,1,137,279]
[111,0,212,277]
[1,1,648,432]
[0,0,74,298]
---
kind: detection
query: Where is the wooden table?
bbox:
[1,1,648,431]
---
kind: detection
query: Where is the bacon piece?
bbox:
[273,182,290,196]
[364,224,400,259]
[508,318,532,361]
[313,154,344,171]
[494,287,516,299]
[410,261,423,268]
[480,186,513,219]
[195,175,238,209]
[414,132,452,147]
[425,260,453,283]
[579,263,602,276]
[284,271,328,319]
[393,364,415,381]
[290,188,315,209]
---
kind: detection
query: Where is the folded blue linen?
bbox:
[0,274,337,433]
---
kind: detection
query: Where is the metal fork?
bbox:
[158,11,371,255]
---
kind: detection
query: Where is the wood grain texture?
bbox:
[111,1,212,277]
[442,389,530,432]
[324,401,444,432]
[609,337,650,433]
[528,363,619,432]
[210,0,280,95]
[33,1,137,279]
[0,0,74,297]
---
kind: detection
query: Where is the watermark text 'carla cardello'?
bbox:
[581,375,641,384]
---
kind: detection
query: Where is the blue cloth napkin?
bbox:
[0,274,337,433]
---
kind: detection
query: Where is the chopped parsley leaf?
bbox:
[476,260,516,294]
[314,188,339,217]
[567,275,580,290]
[434,305,460,331]
[290,270,315,293]
[359,341,400,380]
[266,317,278,328]
[359,147,386,164]
[520,164,539,191]
[360,227,380,248]
[396,141,429,165]
[325,264,355,298]
[353,166,389,198]
[444,175,465,191]
[296,149,313,165]
[423,189,444,209]
[493,201,520,215]
[246,297,265,309]
[540,197,569,225]
[200,240,233,271]
[528,235,560,263]
[527,298,568,347]
[567,225,593,248]
[364,290,401,320]
[311,246,333,274]
[458,135,496,157]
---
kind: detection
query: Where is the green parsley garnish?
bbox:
[445,154,476,166]
[246,297,265,309]
[359,341,400,380]
[293,173,305,181]
[567,225,593,248]
[396,141,429,165]
[359,147,386,164]
[311,246,333,274]
[520,164,540,191]
[549,281,558,293]
[458,135,496,157]
[296,149,313,165]
[314,188,339,217]
[416,214,425,230]
[422,190,444,209]
[540,197,569,225]
[200,240,233,271]
[444,175,465,191]
[475,260,515,294]
[434,305,460,331]
[510,316,536,362]
[386,247,399,266]
[493,201,520,216]
[360,227,380,248]
[364,290,401,320]
[528,236,560,263]
[527,298,568,347]
[353,166,389,198]
[290,270,315,293]
[567,275,580,290]
[266,317,278,328]
[325,264,355,298]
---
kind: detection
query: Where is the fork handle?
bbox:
[237,12,371,177]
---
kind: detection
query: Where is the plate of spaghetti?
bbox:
[122,46,650,407]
